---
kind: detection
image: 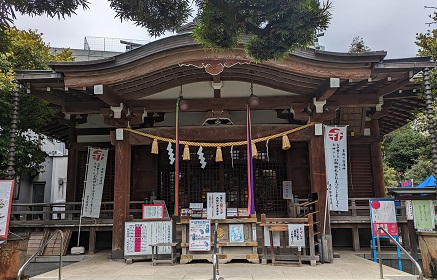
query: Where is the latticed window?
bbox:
[158,145,287,213]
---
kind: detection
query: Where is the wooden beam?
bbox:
[345,79,369,93]
[29,85,66,106]
[123,125,312,145]
[94,85,124,106]
[112,130,131,259]
[127,96,310,112]
[376,78,411,97]
[63,101,107,114]
[59,93,381,115]
[315,78,340,101]
[371,120,385,198]
[213,75,221,98]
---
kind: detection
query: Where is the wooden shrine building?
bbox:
[14,32,435,259]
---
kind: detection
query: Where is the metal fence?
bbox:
[84,36,149,52]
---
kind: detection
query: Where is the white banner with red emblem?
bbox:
[324,126,348,211]
[83,147,108,218]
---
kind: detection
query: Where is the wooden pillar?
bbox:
[371,142,385,197]
[89,227,96,254]
[65,124,77,203]
[309,135,329,235]
[111,130,131,259]
[371,120,385,197]
[309,133,333,262]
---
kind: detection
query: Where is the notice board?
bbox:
[124,221,172,257]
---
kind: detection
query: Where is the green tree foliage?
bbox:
[0,28,74,178]
[0,0,89,30]
[382,125,430,174]
[404,159,434,185]
[416,11,437,60]
[194,0,332,62]
[383,162,399,194]
[0,0,331,62]
[348,36,371,53]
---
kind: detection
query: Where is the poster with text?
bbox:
[324,126,348,211]
[0,180,14,239]
[413,200,435,231]
[124,221,172,256]
[207,192,226,220]
[282,181,293,199]
[288,224,305,248]
[142,204,165,220]
[369,199,398,237]
[189,219,211,251]
[83,147,108,218]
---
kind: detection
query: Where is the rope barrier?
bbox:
[123,122,315,147]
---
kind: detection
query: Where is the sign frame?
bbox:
[141,204,165,220]
[207,192,226,220]
[369,198,402,270]
[124,221,173,257]
[189,219,211,251]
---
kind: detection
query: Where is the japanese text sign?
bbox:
[288,224,305,248]
[369,199,398,237]
[324,126,348,211]
[207,192,226,220]
[83,147,108,218]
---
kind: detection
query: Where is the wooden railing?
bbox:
[330,198,407,223]
[10,201,146,224]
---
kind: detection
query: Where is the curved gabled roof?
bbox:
[16,32,436,142]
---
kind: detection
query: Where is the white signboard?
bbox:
[263,226,280,246]
[142,204,164,220]
[282,181,293,199]
[190,203,203,209]
[189,219,211,251]
[370,199,398,237]
[124,221,172,256]
[405,200,414,221]
[83,147,108,218]
[324,126,348,211]
[0,180,14,239]
[288,224,305,247]
[207,192,226,220]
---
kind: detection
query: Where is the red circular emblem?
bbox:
[371,201,381,210]
[328,128,344,141]
[92,150,105,161]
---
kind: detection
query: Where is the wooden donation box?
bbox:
[179,194,259,264]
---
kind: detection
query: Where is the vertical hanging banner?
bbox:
[83,147,108,218]
[324,126,348,211]
[0,180,14,239]
[246,106,255,214]
[174,98,180,216]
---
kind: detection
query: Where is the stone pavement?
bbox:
[29,250,419,280]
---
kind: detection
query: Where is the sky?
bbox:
[12,0,437,59]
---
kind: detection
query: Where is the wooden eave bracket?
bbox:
[315,78,340,101]
[312,97,327,114]
[375,96,384,112]
[94,84,124,107]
